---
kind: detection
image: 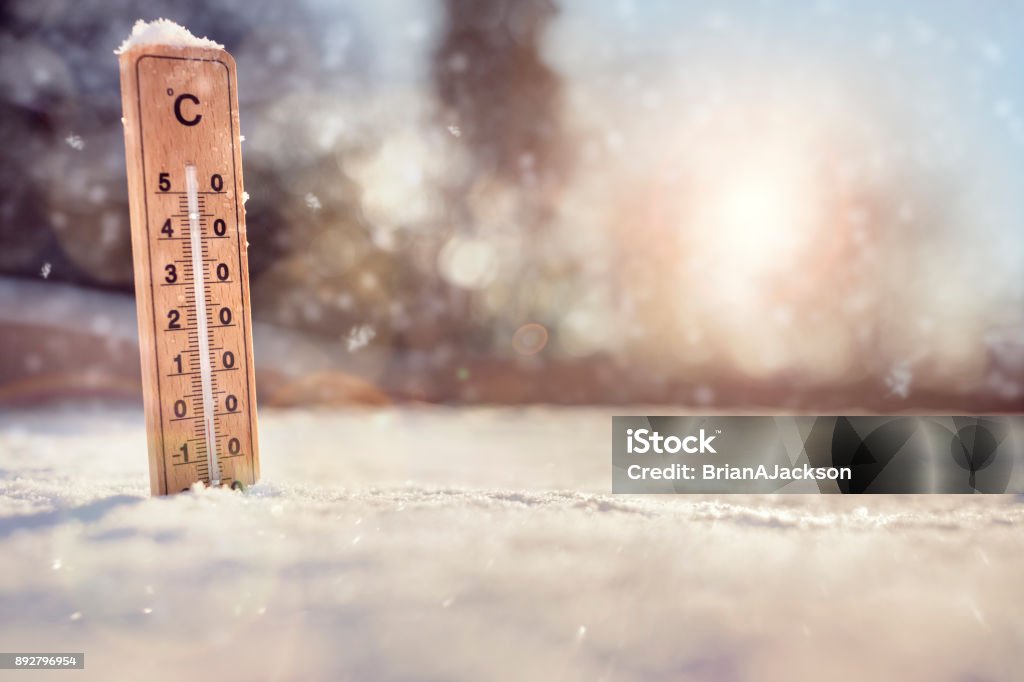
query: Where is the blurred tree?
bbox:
[432,0,569,205]
[430,0,576,345]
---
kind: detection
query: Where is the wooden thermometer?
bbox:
[119,40,259,495]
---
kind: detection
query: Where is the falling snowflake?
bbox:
[40,262,51,279]
[304,192,322,210]
[346,325,376,352]
[447,124,461,138]
[65,134,84,150]
[885,362,913,399]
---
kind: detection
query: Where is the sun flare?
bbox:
[694,148,822,281]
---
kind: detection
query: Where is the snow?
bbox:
[115,19,224,55]
[885,361,914,399]
[0,407,1021,681]
[346,324,376,352]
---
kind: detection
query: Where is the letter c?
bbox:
[174,93,202,126]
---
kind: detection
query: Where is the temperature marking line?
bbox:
[170,368,240,377]
[186,164,221,485]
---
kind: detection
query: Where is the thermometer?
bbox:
[118,38,259,495]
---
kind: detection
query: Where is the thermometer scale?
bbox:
[119,38,259,495]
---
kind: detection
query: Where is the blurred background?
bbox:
[0,0,1022,410]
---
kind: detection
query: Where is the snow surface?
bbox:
[0,407,1021,681]
[115,19,223,55]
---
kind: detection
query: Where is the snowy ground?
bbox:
[0,407,1021,681]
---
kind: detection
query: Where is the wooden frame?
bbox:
[119,44,260,495]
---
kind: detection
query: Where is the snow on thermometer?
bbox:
[117,20,259,495]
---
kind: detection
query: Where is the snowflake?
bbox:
[346,325,376,352]
[885,362,913,399]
